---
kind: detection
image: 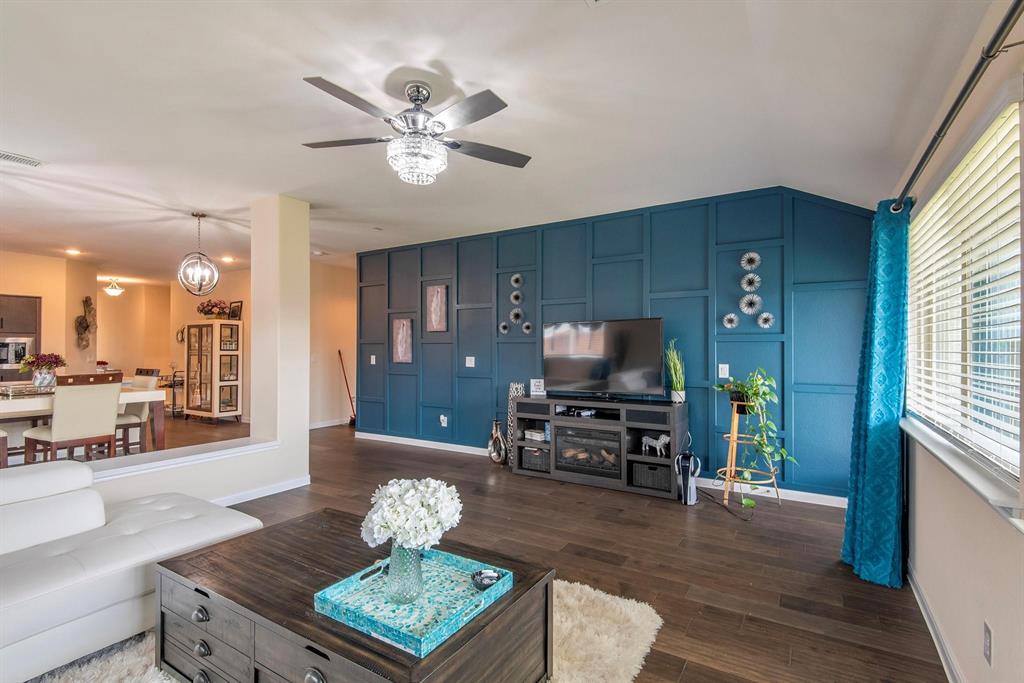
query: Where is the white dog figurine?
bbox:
[641,434,671,457]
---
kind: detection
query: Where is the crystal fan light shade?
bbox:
[386,135,448,185]
[177,251,220,296]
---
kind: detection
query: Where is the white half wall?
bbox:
[907,436,1024,681]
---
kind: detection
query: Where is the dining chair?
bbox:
[0,429,7,469]
[116,368,160,454]
[23,373,123,463]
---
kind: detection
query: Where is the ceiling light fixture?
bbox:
[311,249,328,256]
[221,256,235,263]
[103,278,124,297]
[64,248,81,256]
[177,212,219,296]
[386,134,447,185]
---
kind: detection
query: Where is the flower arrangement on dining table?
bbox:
[19,353,67,373]
[196,298,230,318]
[361,478,463,603]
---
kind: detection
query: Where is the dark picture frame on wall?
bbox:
[392,318,413,363]
[228,301,243,320]
[425,284,447,332]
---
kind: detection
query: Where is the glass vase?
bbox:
[32,369,56,387]
[386,544,423,604]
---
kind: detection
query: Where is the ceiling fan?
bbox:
[302,77,531,185]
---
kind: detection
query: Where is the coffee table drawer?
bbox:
[255,625,387,683]
[164,638,236,683]
[163,576,254,656]
[163,609,251,682]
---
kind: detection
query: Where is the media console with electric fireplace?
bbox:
[511,396,688,499]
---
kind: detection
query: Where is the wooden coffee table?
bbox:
[155,508,555,683]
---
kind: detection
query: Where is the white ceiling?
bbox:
[0,0,991,279]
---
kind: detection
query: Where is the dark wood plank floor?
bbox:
[164,415,249,450]
[233,426,944,683]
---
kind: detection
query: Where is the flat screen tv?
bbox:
[542,318,664,396]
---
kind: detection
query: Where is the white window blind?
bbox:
[907,102,1021,480]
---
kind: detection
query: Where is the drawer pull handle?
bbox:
[304,668,327,683]
[192,672,210,683]
[193,639,211,658]
[191,606,210,623]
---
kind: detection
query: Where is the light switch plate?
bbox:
[370,355,376,365]
[465,356,476,368]
[439,414,448,428]
[718,363,729,378]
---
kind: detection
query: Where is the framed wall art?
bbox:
[425,285,447,332]
[392,318,413,363]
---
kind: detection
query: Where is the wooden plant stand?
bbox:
[717,400,781,506]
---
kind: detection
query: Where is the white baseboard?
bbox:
[907,563,962,683]
[213,475,311,506]
[695,476,847,508]
[310,418,349,429]
[355,431,489,457]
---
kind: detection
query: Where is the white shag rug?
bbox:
[36,580,661,683]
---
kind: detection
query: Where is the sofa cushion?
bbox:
[0,492,261,648]
[0,488,106,555]
[0,460,93,505]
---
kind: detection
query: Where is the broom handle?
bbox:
[338,349,356,416]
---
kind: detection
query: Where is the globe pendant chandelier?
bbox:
[177,211,219,296]
[386,134,448,185]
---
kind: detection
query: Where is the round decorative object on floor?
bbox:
[740,251,761,271]
[757,311,775,329]
[740,272,761,292]
[739,293,763,315]
[722,312,739,329]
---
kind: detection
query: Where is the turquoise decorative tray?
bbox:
[313,549,513,657]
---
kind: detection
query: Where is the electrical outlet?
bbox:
[718,363,730,378]
[984,622,992,665]
[465,356,476,368]
[369,355,376,365]
[439,414,448,428]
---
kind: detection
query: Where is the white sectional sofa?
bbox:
[0,461,262,682]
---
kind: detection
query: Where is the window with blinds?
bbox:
[907,102,1021,480]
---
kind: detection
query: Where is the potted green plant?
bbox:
[665,339,685,403]
[714,368,795,506]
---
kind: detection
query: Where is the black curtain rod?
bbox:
[892,0,1024,214]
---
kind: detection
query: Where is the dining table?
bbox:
[0,382,167,451]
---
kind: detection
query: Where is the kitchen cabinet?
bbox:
[0,295,41,335]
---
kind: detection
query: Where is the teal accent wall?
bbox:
[357,186,872,497]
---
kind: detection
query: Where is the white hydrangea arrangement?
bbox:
[360,478,463,550]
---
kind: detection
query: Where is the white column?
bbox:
[250,195,310,458]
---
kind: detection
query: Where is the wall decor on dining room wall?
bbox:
[392,318,413,363]
[72,296,97,350]
[757,312,775,329]
[722,312,739,329]
[740,251,761,271]
[228,300,243,320]
[425,284,448,332]
[740,272,761,292]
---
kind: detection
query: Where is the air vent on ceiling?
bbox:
[0,150,43,167]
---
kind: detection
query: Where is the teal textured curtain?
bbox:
[842,197,913,588]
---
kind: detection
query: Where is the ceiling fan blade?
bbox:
[303,136,392,149]
[445,140,531,168]
[304,77,393,121]
[429,90,507,133]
